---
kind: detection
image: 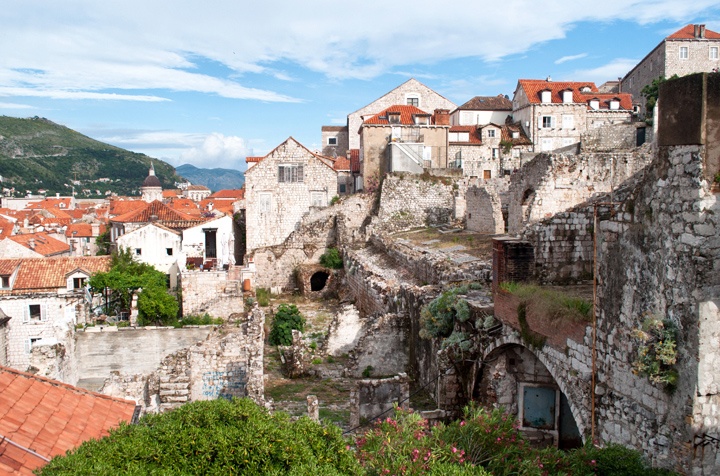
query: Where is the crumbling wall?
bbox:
[465,185,504,234]
[370,173,456,235]
[580,122,640,151]
[101,305,264,414]
[507,149,653,235]
[180,269,244,318]
[346,313,409,379]
[349,374,410,429]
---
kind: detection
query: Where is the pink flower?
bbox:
[460,421,466,426]
[452,447,458,453]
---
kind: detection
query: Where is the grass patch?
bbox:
[266,382,308,401]
[499,282,592,323]
[255,288,271,307]
[319,408,350,426]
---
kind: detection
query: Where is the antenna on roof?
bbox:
[546,75,552,82]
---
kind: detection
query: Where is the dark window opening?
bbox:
[1,276,9,288]
[135,248,142,255]
[29,304,41,320]
[73,277,86,290]
[310,271,329,291]
[522,188,535,206]
[204,228,217,259]
[166,248,173,256]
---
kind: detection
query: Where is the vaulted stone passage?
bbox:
[310,271,329,291]
[476,343,582,449]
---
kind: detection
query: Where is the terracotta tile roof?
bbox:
[26,198,73,211]
[112,200,198,224]
[321,125,347,131]
[65,209,86,220]
[517,79,633,110]
[109,199,146,217]
[201,200,234,215]
[8,233,69,257]
[363,105,431,125]
[186,184,210,191]
[333,156,351,171]
[168,199,201,216]
[501,123,533,146]
[209,189,244,199]
[449,125,483,144]
[667,24,720,40]
[0,365,137,475]
[162,190,180,198]
[245,156,263,163]
[456,95,512,111]
[0,256,111,294]
[348,149,360,173]
[0,216,14,239]
[64,223,98,238]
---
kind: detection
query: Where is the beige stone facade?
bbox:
[244,137,338,252]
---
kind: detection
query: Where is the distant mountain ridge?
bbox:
[0,116,182,198]
[176,164,244,192]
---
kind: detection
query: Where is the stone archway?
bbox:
[477,338,585,449]
[310,271,329,291]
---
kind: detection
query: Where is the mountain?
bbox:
[175,164,244,192]
[0,116,182,198]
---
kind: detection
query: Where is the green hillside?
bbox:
[0,116,182,198]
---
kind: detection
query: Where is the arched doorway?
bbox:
[476,343,582,449]
[310,271,329,291]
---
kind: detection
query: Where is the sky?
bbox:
[2,1,720,173]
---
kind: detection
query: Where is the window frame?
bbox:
[327,137,338,146]
[679,46,689,59]
[710,46,719,60]
[487,129,496,138]
[277,164,304,183]
[541,116,554,128]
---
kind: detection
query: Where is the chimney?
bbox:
[91,223,100,236]
[28,238,35,250]
[433,109,450,126]
[56,193,60,198]
[700,24,706,38]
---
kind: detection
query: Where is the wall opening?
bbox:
[310,271,329,291]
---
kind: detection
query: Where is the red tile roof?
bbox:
[8,233,69,257]
[321,126,347,131]
[186,185,210,191]
[0,365,137,475]
[0,256,111,294]
[112,200,198,224]
[363,105,431,125]
[209,189,244,200]
[333,157,351,171]
[348,149,360,173]
[245,156,263,163]
[162,190,180,198]
[26,198,73,211]
[64,223,104,238]
[517,79,633,110]
[168,198,201,216]
[667,24,720,39]
[109,199,146,217]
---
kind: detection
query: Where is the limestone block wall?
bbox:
[180,269,244,318]
[507,149,653,235]
[466,186,504,234]
[580,123,641,151]
[101,306,264,414]
[370,173,456,236]
[349,375,410,429]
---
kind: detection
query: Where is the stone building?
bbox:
[321,125,349,158]
[621,24,720,115]
[449,122,532,179]
[450,94,513,126]
[244,137,338,253]
[512,79,634,152]
[140,163,163,203]
[359,105,451,186]
[0,256,110,375]
[325,78,456,155]
[183,184,211,201]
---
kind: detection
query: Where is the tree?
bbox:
[89,248,178,325]
[94,229,111,255]
[269,304,305,346]
[641,75,679,123]
[38,398,361,475]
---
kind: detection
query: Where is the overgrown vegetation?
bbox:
[631,314,679,391]
[499,282,592,323]
[256,287,271,307]
[641,75,679,124]
[94,229,111,256]
[269,304,306,346]
[319,247,343,269]
[38,398,360,475]
[89,248,179,326]
[355,404,676,476]
[173,313,223,327]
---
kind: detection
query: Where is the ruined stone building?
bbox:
[450,122,532,179]
[621,24,720,116]
[512,79,634,152]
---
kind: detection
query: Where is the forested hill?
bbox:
[0,116,182,198]
[175,164,244,192]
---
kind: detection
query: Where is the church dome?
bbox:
[142,174,162,188]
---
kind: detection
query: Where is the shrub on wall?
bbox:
[631,314,679,391]
[269,304,305,346]
[319,247,343,269]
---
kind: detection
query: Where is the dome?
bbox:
[142,175,162,188]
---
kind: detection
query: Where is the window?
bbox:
[540,90,551,103]
[310,191,326,207]
[492,148,499,158]
[339,184,346,194]
[26,337,42,353]
[541,116,554,128]
[166,248,173,256]
[679,46,689,59]
[25,304,46,322]
[135,248,142,256]
[1,276,9,288]
[327,137,338,146]
[278,164,304,183]
[541,138,553,151]
[483,170,492,179]
[73,277,86,290]
[609,99,620,110]
[487,129,496,138]
[589,99,599,110]
[562,90,573,103]
[449,132,469,142]
[406,96,419,107]
[258,193,272,213]
[512,149,520,158]
[387,112,401,124]
[562,114,574,129]
[562,138,575,147]
[711,46,719,60]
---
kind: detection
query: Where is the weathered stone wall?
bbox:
[349,374,410,429]
[101,305,264,414]
[180,269,244,318]
[580,122,641,151]
[370,173,456,236]
[580,74,720,473]
[76,326,215,388]
[466,185,504,234]
[507,149,653,235]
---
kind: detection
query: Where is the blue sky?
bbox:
[2,1,720,172]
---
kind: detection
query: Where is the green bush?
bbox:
[38,398,361,475]
[631,315,679,391]
[319,247,343,269]
[175,313,223,327]
[269,304,305,346]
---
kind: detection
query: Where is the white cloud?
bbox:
[1,0,718,97]
[569,58,641,83]
[0,102,35,109]
[0,87,168,102]
[555,53,588,65]
[179,133,252,170]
